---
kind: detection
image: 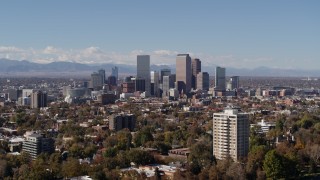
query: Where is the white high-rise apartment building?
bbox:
[213,107,249,161]
[137,55,151,96]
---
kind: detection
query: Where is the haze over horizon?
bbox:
[1,1,319,70]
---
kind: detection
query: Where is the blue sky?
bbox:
[0,1,319,69]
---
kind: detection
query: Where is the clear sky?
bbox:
[0,0,319,69]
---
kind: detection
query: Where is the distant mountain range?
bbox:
[0,58,319,77]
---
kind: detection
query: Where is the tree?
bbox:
[226,162,246,180]
[215,156,233,179]
[134,127,154,147]
[276,118,284,131]
[306,144,320,165]
[104,147,117,158]
[17,164,30,179]
[246,145,267,179]
[48,153,63,179]
[152,141,171,155]
[126,149,154,166]
[0,140,9,152]
[103,135,118,147]
[116,151,130,168]
[0,160,12,178]
[249,127,267,150]
[27,158,55,180]
[263,150,286,179]
[298,113,314,129]
[68,143,84,158]
[83,144,98,158]
[188,140,215,174]
[104,157,118,170]
[61,158,83,178]
[116,129,132,150]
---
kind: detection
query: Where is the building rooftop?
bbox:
[27,133,43,138]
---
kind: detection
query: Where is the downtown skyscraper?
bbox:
[150,71,160,97]
[137,55,151,96]
[98,69,106,84]
[229,76,239,90]
[191,58,201,89]
[111,66,118,80]
[197,72,209,91]
[176,54,192,94]
[215,66,226,91]
[160,68,171,84]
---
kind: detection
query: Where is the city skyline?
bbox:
[1,1,320,179]
[0,1,319,69]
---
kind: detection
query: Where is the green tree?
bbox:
[249,127,267,150]
[116,129,132,150]
[126,149,154,166]
[152,141,171,155]
[134,127,154,147]
[263,150,285,179]
[104,147,117,158]
[298,113,314,129]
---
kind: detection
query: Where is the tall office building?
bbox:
[191,58,201,89]
[7,89,22,101]
[213,107,249,161]
[160,69,171,84]
[230,76,239,90]
[137,55,151,96]
[91,72,103,90]
[215,66,226,91]
[30,91,47,108]
[108,76,117,86]
[98,69,106,84]
[151,71,160,97]
[22,133,54,159]
[22,89,35,98]
[197,72,210,91]
[135,78,146,92]
[111,66,119,80]
[162,74,176,97]
[176,54,192,94]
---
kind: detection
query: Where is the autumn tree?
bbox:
[61,158,84,178]
[188,140,215,174]
[246,145,267,179]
